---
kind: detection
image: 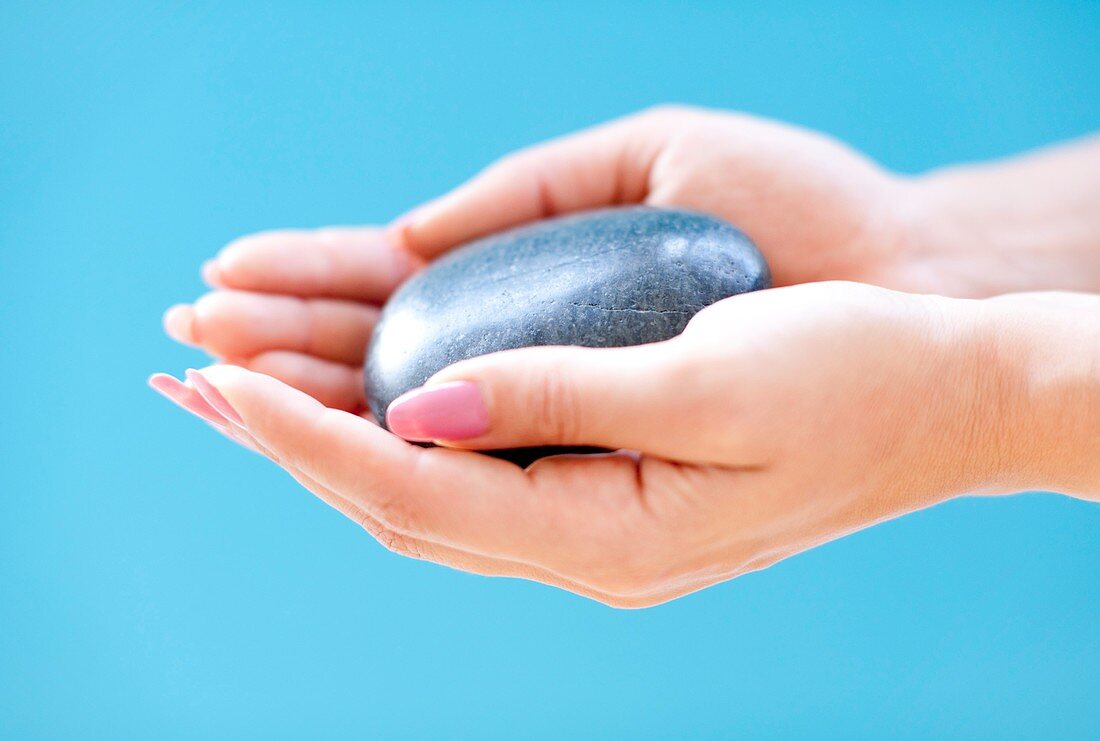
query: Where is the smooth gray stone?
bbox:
[365,206,770,465]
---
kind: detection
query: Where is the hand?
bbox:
[394,107,1100,297]
[150,283,1100,607]
[394,105,915,291]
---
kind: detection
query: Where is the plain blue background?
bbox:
[2,1,1098,737]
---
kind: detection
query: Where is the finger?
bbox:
[149,372,272,455]
[382,341,716,462]
[164,291,378,365]
[393,108,683,259]
[204,227,422,302]
[243,351,365,412]
[192,364,592,563]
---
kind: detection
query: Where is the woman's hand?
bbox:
[151,283,1100,607]
[393,106,1100,297]
[393,106,913,291]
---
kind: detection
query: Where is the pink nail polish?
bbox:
[186,369,246,428]
[385,381,489,442]
[148,373,231,431]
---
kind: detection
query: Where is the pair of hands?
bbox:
[154,106,1100,606]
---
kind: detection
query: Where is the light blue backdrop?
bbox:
[2,1,1098,738]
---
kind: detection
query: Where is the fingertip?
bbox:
[209,234,258,287]
[198,363,311,428]
[147,371,231,430]
[386,238,424,285]
[211,228,419,300]
[388,199,433,232]
[389,208,444,258]
[388,194,449,250]
[201,259,224,287]
[148,372,179,393]
[163,304,197,344]
[386,381,490,443]
[186,368,246,428]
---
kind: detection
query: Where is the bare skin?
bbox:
[153,106,1100,607]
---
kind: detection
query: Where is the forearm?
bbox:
[904,135,1100,297]
[977,292,1100,500]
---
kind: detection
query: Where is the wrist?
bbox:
[896,156,1100,298]
[966,293,1100,499]
[889,171,1015,298]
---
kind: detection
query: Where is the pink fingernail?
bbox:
[386,381,489,441]
[186,369,246,428]
[148,373,231,431]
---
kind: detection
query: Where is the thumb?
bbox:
[383,341,691,456]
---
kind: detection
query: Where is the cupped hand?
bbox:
[394,105,918,291]
[152,282,1096,607]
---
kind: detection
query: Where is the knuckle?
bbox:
[529,361,584,443]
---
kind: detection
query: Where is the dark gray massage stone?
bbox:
[365,206,770,465]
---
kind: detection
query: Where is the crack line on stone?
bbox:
[568,301,701,317]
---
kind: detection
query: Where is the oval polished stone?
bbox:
[365,206,770,464]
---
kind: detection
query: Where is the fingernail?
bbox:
[148,373,230,431]
[186,368,246,428]
[386,381,489,442]
[163,304,196,344]
[201,259,224,287]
